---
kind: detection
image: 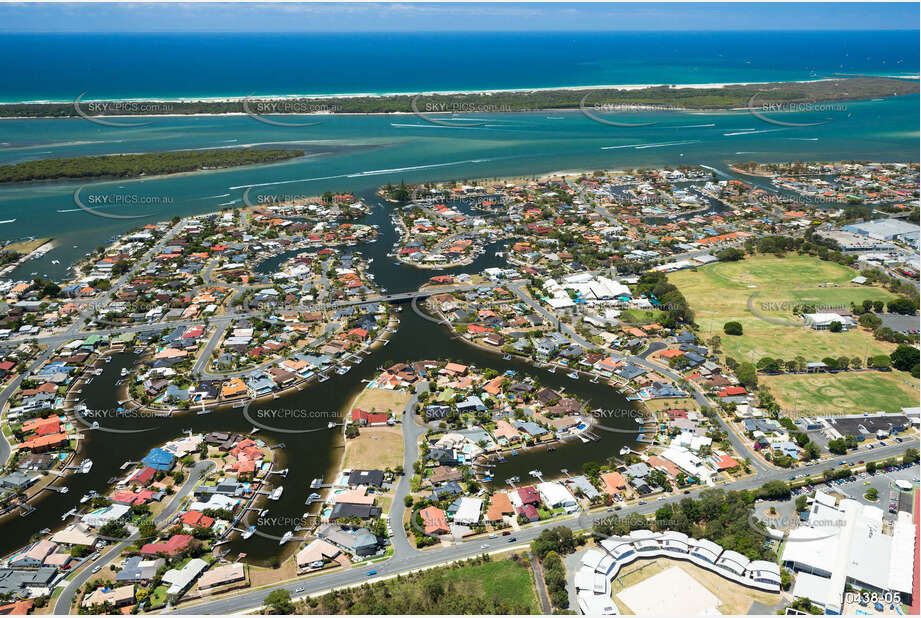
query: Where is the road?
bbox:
[0,347,58,466]
[169,439,918,615]
[54,459,215,614]
[505,280,768,472]
[386,385,427,558]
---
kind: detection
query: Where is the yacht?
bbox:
[80,459,93,474]
[567,371,579,379]
[119,368,129,377]
[269,486,284,500]
[619,446,631,456]
[241,525,256,540]
[278,531,293,545]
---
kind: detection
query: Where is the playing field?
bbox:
[610,559,779,615]
[617,565,720,615]
[759,370,920,416]
[670,254,898,361]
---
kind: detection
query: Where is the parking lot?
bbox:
[791,461,918,521]
[875,312,919,335]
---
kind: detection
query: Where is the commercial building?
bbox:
[781,491,916,613]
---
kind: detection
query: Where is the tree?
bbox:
[829,321,843,332]
[723,321,743,336]
[886,298,917,315]
[866,461,877,474]
[903,448,919,464]
[264,589,295,614]
[869,355,891,369]
[858,313,882,329]
[735,362,758,389]
[865,488,879,501]
[890,344,920,374]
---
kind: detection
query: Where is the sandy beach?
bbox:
[10,76,914,106]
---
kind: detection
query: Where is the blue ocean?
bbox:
[0,30,917,101]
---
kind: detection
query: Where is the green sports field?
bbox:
[670,254,898,362]
[759,370,919,416]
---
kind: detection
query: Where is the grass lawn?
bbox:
[300,554,539,614]
[620,309,666,324]
[643,397,699,415]
[4,237,51,254]
[670,254,897,361]
[148,585,169,609]
[759,370,919,416]
[440,558,539,611]
[343,425,404,470]
[353,388,411,415]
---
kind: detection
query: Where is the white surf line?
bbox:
[229,158,496,190]
[634,140,699,149]
[673,122,716,128]
[722,128,787,136]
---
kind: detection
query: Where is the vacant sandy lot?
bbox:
[343,424,404,471]
[353,388,411,415]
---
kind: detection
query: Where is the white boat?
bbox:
[120,368,128,377]
[619,446,631,456]
[241,525,256,539]
[278,531,293,545]
[567,371,579,379]
[269,486,284,500]
[80,460,93,474]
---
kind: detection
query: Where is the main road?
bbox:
[168,439,918,615]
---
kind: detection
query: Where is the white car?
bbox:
[480,544,489,549]
[91,566,102,574]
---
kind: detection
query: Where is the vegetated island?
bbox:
[0,77,917,118]
[0,148,305,184]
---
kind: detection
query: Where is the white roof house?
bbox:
[537,482,578,510]
[452,497,483,525]
[162,558,208,597]
[82,503,131,528]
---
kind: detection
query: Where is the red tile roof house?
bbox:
[180,511,215,529]
[126,466,156,485]
[351,408,389,426]
[517,504,540,522]
[140,534,194,557]
[718,386,747,398]
[419,506,450,535]
[715,454,740,471]
[516,486,541,506]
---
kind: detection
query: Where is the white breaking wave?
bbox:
[228,157,495,190]
[722,128,787,136]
